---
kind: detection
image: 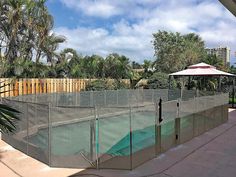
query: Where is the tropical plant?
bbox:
[202,54,225,70]
[104,53,132,80]
[142,59,153,78]
[0,0,66,77]
[85,79,130,91]
[147,72,169,89]
[0,81,20,133]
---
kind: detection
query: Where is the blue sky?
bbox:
[46,0,236,64]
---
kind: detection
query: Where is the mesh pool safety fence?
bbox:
[1,89,229,170]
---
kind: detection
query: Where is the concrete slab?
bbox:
[0,140,83,177]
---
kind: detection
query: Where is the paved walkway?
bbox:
[0,139,82,177]
[1,109,236,177]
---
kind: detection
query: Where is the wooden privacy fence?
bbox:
[0,78,130,97]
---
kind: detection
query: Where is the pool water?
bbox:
[28,111,187,157]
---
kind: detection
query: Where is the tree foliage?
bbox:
[202,54,225,71]
[153,31,206,73]
[0,82,20,133]
[147,72,175,89]
[85,79,130,91]
[0,0,65,77]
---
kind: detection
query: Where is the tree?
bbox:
[132,61,142,69]
[85,79,130,91]
[152,31,206,73]
[104,53,132,80]
[41,33,66,66]
[181,33,206,66]
[142,59,153,78]
[0,0,66,76]
[147,72,175,89]
[153,31,185,73]
[202,54,225,70]
[230,65,236,74]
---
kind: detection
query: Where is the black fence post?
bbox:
[157,98,163,153]
[159,99,163,123]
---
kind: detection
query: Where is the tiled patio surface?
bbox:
[1,109,236,177]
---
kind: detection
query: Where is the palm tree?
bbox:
[0,0,66,77]
[203,54,225,70]
[104,53,132,80]
[0,0,25,63]
[41,33,66,66]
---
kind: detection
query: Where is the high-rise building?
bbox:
[205,46,231,66]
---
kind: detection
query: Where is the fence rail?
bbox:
[0,78,130,97]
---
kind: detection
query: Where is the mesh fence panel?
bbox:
[131,104,156,168]
[57,93,77,107]
[129,89,141,107]
[182,90,196,101]
[36,94,50,105]
[153,89,168,102]
[179,99,195,143]
[204,107,215,131]
[179,99,196,118]
[161,101,177,151]
[117,90,129,106]
[50,106,96,168]
[79,91,92,107]
[179,115,194,144]
[168,89,181,101]
[93,91,105,106]
[2,99,28,153]
[214,106,222,127]
[162,100,178,123]
[105,90,118,106]
[143,89,154,103]
[97,107,131,170]
[193,111,205,137]
[27,103,49,164]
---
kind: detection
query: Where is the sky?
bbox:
[46,0,236,65]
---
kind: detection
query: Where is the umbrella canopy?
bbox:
[169,63,235,77]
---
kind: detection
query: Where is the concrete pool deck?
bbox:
[1,109,236,177]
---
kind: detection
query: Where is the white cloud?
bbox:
[60,0,122,18]
[56,0,236,64]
